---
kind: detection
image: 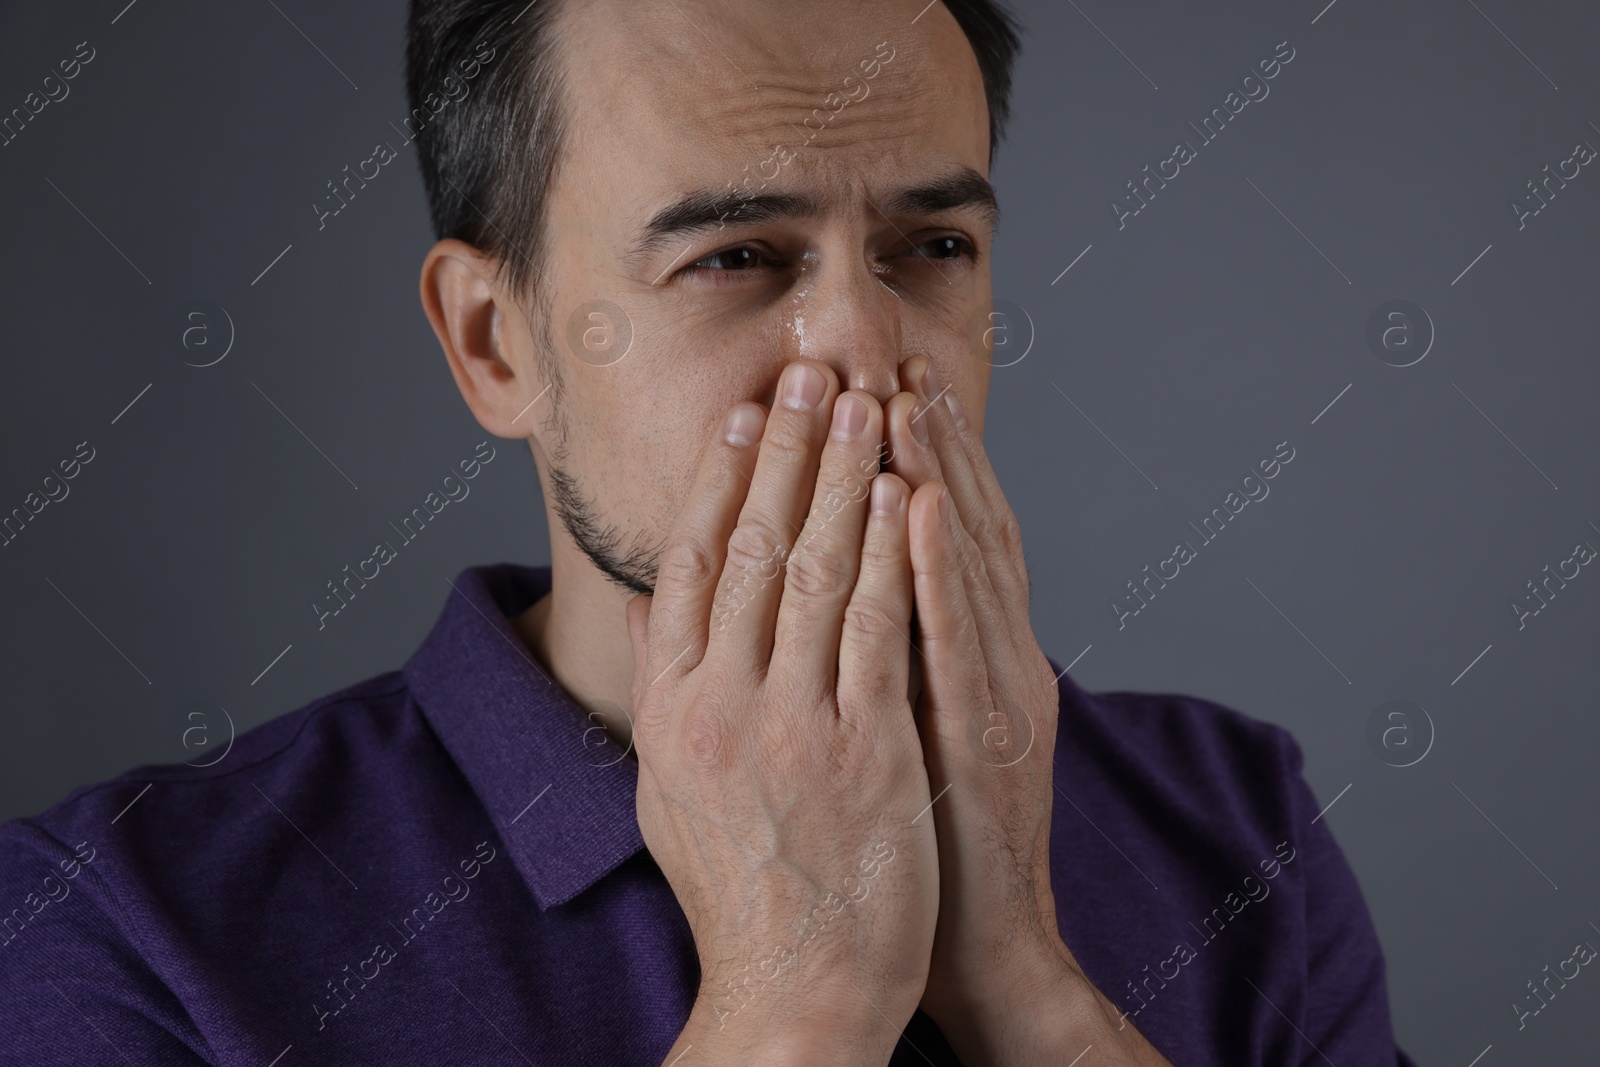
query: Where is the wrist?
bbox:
[674,988,902,1066]
[750,1024,885,1066]
[927,925,1071,1015]
[926,938,1099,1062]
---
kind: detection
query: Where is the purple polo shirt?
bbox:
[0,563,1416,1065]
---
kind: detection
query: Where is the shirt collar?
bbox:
[402,563,644,910]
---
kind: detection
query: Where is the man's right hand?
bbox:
[627,360,939,1066]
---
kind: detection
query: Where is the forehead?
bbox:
[552,0,990,211]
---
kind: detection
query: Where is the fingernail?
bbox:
[937,484,952,523]
[780,363,826,411]
[909,403,930,446]
[944,390,967,430]
[871,475,901,515]
[918,362,940,402]
[724,402,763,447]
[832,394,867,439]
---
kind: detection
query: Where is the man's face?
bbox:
[532,0,995,591]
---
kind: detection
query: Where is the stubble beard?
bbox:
[533,314,664,597]
[547,457,663,596]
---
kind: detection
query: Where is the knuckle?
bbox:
[762,410,816,459]
[724,518,790,579]
[965,508,1005,551]
[843,599,898,643]
[997,512,1024,558]
[816,483,848,517]
[633,697,672,746]
[784,540,853,601]
[704,447,743,490]
[964,506,1026,586]
[681,704,731,770]
[957,537,989,588]
[858,522,902,571]
[927,598,980,646]
[657,539,716,589]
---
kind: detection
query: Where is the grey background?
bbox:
[2,0,1596,1061]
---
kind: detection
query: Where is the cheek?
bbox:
[572,318,786,528]
[630,303,793,415]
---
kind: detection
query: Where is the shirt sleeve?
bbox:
[1280,736,1419,1066]
[0,820,215,1066]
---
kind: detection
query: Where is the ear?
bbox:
[418,237,548,440]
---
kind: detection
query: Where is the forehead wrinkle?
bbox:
[568,0,946,148]
[674,75,945,196]
[617,58,937,171]
[554,0,990,267]
[609,79,953,244]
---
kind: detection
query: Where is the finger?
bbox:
[884,389,939,491]
[886,385,1010,668]
[627,594,652,704]
[837,472,914,722]
[908,482,991,744]
[902,356,1029,610]
[769,390,885,697]
[712,359,840,672]
[641,401,766,695]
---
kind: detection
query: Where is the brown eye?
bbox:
[900,235,975,265]
[693,247,762,270]
[922,236,969,260]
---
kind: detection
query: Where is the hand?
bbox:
[883,355,1170,1063]
[628,360,940,1066]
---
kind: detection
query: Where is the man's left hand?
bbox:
[883,354,1173,1066]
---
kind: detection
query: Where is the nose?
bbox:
[780,252,904,405]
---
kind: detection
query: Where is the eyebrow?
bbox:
[629,191,819,263]
[882,168,999,231]
[626,166,1000,266]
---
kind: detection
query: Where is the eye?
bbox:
[903,235,977,263]
[687,246,766,272]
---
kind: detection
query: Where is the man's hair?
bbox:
[404,0,1022,307]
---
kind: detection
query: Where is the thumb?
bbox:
[625,593,653,708]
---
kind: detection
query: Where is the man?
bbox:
[0,0,1417,1063]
